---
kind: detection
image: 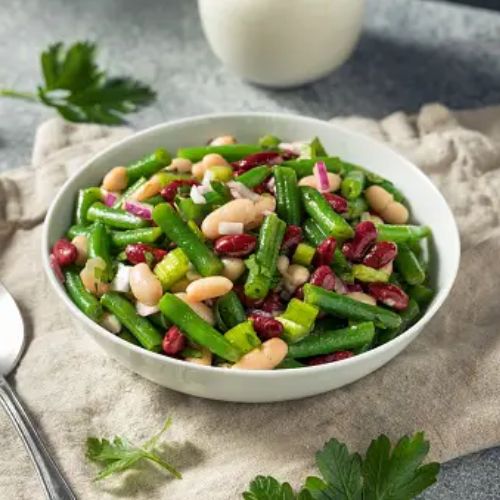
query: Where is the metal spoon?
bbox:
[0,282,76,499]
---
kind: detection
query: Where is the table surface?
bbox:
[1,0,499,497]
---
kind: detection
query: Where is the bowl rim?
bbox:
[41,111,461,378]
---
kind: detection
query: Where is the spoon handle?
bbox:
[0,376,76,500]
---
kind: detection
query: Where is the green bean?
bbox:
[87,222,114,280]
[101,292,163,352]
[303,218,327,246]
[149,311,171,330]
[309,137,328,157]
[277,358,305,369]
[377,299,420,345]
[281,157,346,178]
[346,196,369,220]
[117,329,140,346]
[304,284,401,330]
[407,284,434,307]
[87,202,149,229]
[175,197,208,223]
[75,187,102,225]
[113,177,147,208]
[159,293,242,362]
[110,227,163,248]
[377,224,431,243]
[259,134,281,149]
[236,166,272,188]
[292,243,316,266]
[287,322,375,359]
[177,144,263,162]
[215,291,246,332]
[203,181,231,208]
[67,224,91,240]
[341,169,365,200]
[395,244,426,285]
[244,213,286,299]
[301,187,354,239]
[143,194,165,206]
[64,269,103,321]
[332,248,353,280]
[152,203,223,276]
[313,316,348,333]
[126,148,171,185]
[274,166,302,225]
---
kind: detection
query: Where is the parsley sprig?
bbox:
[1,41,155,124]
[86,418,181,481]
[243,432,439,500]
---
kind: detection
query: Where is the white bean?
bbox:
[201,199,256,239]
[203,153,230,168]
[221,258,246,282]
[365,185,393,213]
[100,312,122,334]
[80,257,110,296]
[210,135,236,146]
[186,347,212,366]
[167,157,192,173]
[277,255,290,275]
[192,161,206,179]
[102,166,128,192]
[129,263,163,306]
[170,278,190,293]
[175,293,215,324]
[298,173,341,192]
[248,194,276,229]
[361,212,384,225]
[346,291,377,306]
[186,276,233,302]
[71,234,88,266]
[232,338,288,370]
[131,175,162,201]
[380,201,409,224]
[284,264,310,292]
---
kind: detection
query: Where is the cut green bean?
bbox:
[113,177,147,208]
[281,157,346,178]
[352,264,390,283]
[292,243,316,267]
[175,196,208,223]
[346,196,369,221]
[159,293,242,362]
[67,224,91,240]
[277,358,305,369]
[87,222,114,280]
[377,224,431,243]
[87,202,149,229]
[395,244,426,285]
[287,322,375,359]
[277,298,319,343]
[236,166,272,188]
[64,269,103,322]
[215,291,246,332]
[75,187,102,225]
[100,292,163,352]
[117,329,140,346]
[377,299,420,345]
[301,187,354,239]
[126,148,171,185]
[304,284,401,330]
[152,203,223,276]
[309,137,328,157]
[303,218,327,246]
[110,227,163,248]
[274,166,302,225]
[408,284,434,307]
[177,144,262,162]
[143,194,165,206]
[341,169,365,200]
[244,213,286,299]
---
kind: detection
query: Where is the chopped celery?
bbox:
[292,243,316,267]
[276,298,319,343]
[154,248,190,289]
[208,165,233,182]
[352,264,390,283]
[224,321,261,354]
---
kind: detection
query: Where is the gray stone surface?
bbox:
[0,0,498,497]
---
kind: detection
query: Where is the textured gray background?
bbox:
[0,0,499,498]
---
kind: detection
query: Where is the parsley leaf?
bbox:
[86,418,181,481]
[1,41,155,124]
[243,476,312,500]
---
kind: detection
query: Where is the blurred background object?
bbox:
[440,0,500,10]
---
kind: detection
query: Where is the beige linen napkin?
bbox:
[0,105,499,500]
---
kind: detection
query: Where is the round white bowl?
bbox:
[42,113,460,403]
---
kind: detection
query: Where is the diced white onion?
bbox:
[100,312,122,334]
[135,301,160,316]
[227,181,260,201]
[202,168,214,186]
[190,185,207,204]
[218,222,244,235]
[111,264,131,293]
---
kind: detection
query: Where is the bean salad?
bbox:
[50,134,434,370]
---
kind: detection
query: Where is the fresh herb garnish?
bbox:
[1,41,155,124]
[243,432,439,500]
[86,418,181,481]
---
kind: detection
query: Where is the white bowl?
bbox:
[42,113,460,403]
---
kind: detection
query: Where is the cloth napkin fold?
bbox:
[0,105,499,500]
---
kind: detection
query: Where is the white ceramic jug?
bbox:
[198,0,365,88]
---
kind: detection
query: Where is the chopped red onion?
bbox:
[124,200,152,220]
[313,161,330,192]
[102,190,118,207]
[218,222,244,235]
[136,301,160,316]
[190,185,207,204]
[50,253,65,283]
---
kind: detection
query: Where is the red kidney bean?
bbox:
[162,326,187,356]
[52,239,78,267]
[261,292,283,314]
[307,351,354,366]
[315,237,337,266]
[363,241,398,269]
[125,243,168,265]
[342,221,377,262]
[280,149,299,160]
[344,282,363,293]
[214,234,257,257]
[281,225,303,253]
[250,313,284,340]
[323,193,348,213]
[160,179,199,202]
[367,283,409,310]
[293,286,304,300]
[231,151,282,172]
[309,265,336,291]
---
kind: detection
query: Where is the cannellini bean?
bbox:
[201,199,256,239]
[361,212,384,225]
[80,257,110,296]
[186,276,233,302]
[186,347,212,365]
[380,201,409,224]
[210,135,236,146]
[192,161,206,179]
[248,194,277,229]
[129,263,163,306]
[186,266,202,282]
[175,293,215,324]
[102,166,128,192]
[347,291,377,306]
[100,312,122,334]
[221,258,246,282]
[277,255,290,275]
[365,185,409,224]
[167,157,192,173]
[170,278,190,293]
[203,153,230,168]
[298,173,341,192]
[232,338,288,370]
[131,174,162,202]
[71,234,88,266]
[284,264,310,292]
